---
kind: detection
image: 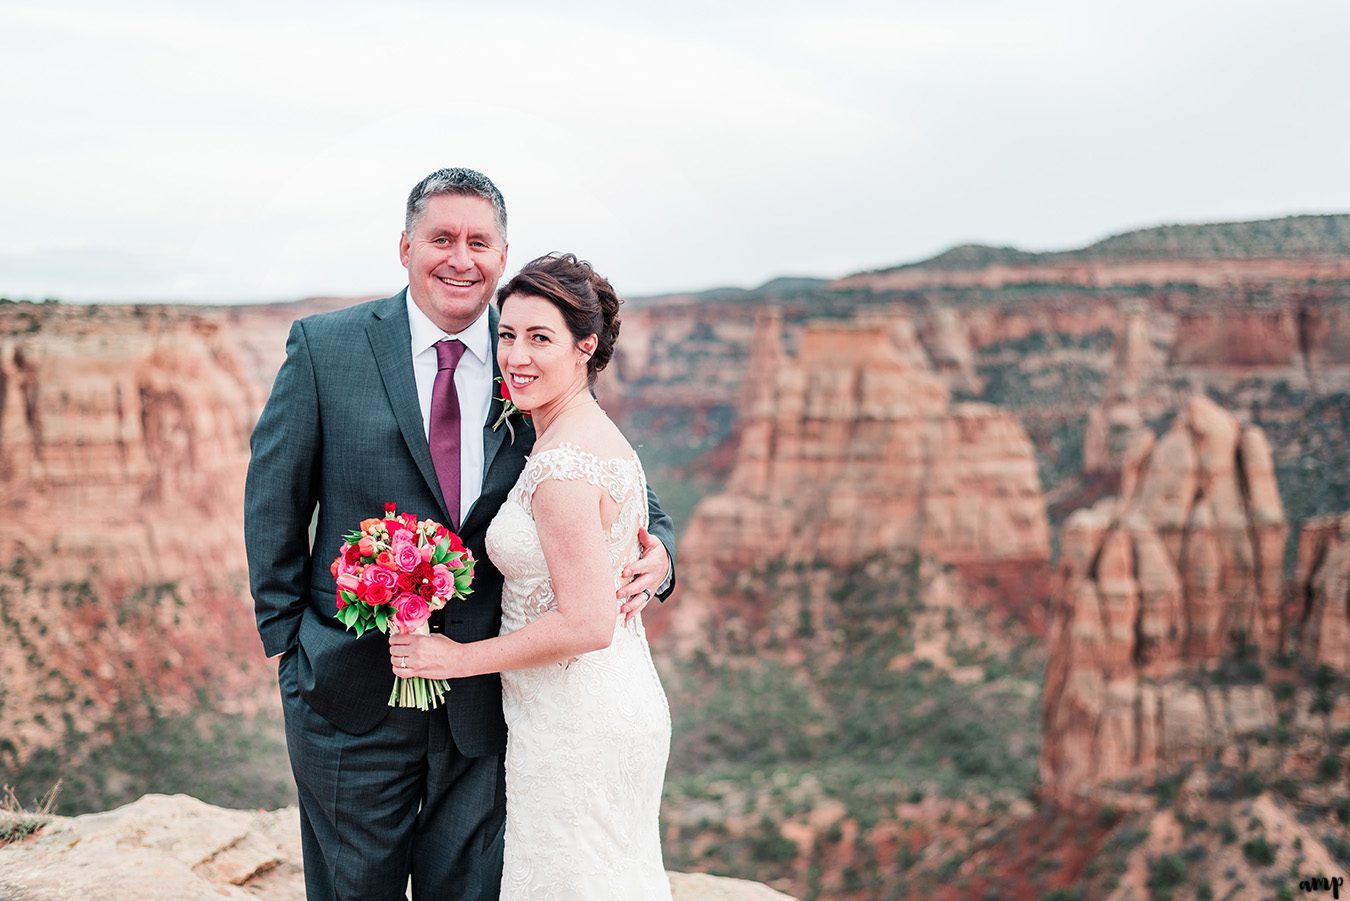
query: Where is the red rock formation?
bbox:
[668,313,1050,648]
[1041,395,1290,796]
[682,314,1048,569]
[1291,513,1350,673]
[1083,311,1163,478]
[917,308,982,394]
[1169,308,1304,368]
[0,304,269,768]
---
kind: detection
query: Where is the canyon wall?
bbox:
[1291,513,1350,674]
[0,304,271,775]
[1041,395,1308,796]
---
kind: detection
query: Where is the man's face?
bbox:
[400,193,507,334]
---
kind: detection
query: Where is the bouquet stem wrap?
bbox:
[389,622,449,710]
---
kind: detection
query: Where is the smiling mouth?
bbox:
[438,276,476,287]
[509,374,538,388]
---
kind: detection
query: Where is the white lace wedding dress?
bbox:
[485,442,672,900]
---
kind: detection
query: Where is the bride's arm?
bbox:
[391,478,619,679]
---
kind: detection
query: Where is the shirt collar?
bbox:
[405,289,491,365]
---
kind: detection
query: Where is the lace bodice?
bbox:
[487,442,650,633]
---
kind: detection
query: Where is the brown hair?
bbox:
[496,253,622,385]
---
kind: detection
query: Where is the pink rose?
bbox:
[419,543,434,563]
[395,543,423,573]
[364,565,398,590]
[430,564,454,597]
[393,594,431,632]
[357,537,375,558]
[336,572,361,593]
[361,565,397,604]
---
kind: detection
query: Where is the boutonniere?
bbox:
[491,377,529,442]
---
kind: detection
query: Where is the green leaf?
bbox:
[375,607,390,630]
[340,590,359,606]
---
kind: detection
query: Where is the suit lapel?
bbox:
[367,292,452,523]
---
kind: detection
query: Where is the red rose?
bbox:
[500,380,512,402]
[384,502,398,517]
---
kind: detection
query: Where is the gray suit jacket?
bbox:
[245,291,676,755]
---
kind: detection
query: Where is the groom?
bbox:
[245,168,676,900]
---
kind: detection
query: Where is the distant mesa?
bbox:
[834,213,1350,292]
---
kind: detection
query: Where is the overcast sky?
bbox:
[2,0,1347,302]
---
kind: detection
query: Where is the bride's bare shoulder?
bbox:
[532,409,635,463]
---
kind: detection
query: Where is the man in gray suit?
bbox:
[245,168,676,900]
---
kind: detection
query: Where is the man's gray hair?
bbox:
[405,168,508,240]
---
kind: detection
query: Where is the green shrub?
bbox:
[1148,853,1186,899]
[1242,835,1277,867]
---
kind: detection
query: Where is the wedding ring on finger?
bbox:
[640,588,652,602]
[401,656,409,668]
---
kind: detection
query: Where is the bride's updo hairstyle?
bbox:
[496,252,622,387]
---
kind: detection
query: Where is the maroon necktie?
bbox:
[430,339,466,528]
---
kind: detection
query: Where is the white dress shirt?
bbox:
[406,291,493,527]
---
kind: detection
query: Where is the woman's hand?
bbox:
[389,632,463,680]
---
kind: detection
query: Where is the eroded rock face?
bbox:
[681,315,1049,571]
[1292,513,1350,673]
[1083,312,1161,479]
[0,305,270,769]
[1042,395,1288,796]
[669,313,1050,648]
[0,794,796,901]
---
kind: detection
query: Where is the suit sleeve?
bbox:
[645,484,677,600]
[245,319,322,657]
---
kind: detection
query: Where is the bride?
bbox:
[390,253,672,899]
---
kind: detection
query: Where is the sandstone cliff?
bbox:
[1082,311,1163,480]
[0,303,274,791]
[679,313,1049,572]
[1292,512,1350,674]
[1040,395,1336,796]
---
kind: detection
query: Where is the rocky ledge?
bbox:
[0,794,794,900]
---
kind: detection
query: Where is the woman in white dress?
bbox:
[391,253,672,900]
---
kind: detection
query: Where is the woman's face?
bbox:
[496,292,596,412]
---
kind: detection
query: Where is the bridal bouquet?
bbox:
[329,502,475,710]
